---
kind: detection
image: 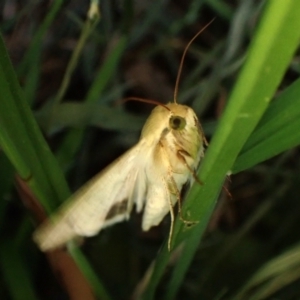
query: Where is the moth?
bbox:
[33,22,212,252]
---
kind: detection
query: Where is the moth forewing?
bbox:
[33,142,148,251]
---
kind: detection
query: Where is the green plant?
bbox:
[1,1,300,299]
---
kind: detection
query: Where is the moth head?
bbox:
[140,102,205,161]
[166,103,200,133]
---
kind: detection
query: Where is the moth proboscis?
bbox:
[33,20,214,252]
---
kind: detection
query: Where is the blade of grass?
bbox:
[130,1,168,44]
[0,29,111,299]
[69,246,113,300]
[1,6,123,296]
[250,266,300,300]
[44,3,101,168]
[38,102,145,132]
[55,35,128,167]
[166,2,300,298]
[18,0,64,104]
[233,77,300,173]
[166,2,300,299]
[17,0,63,77]
[84,35,128,104]
[0,32,67,210]
[51,5,100,108]
[206,0,234,20]
[232,243,300,300]
[140,1,300,299]
[22,50,41,104]
[193,0,253,114]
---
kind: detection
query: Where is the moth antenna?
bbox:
[122,97,171,111]
[173,18,215,104]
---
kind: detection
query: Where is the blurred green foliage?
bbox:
[0,1,300,299]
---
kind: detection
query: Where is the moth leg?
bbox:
[169,175,197,227]
[177,150,203,185]
[222,176,232,199]
[165,177,175,252]
[158,143,195,250]
[174,150,201,226]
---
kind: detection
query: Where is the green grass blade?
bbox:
[141,1,300,299]
[233,77,300,173]
[38,102,145,132]
[22,51,41,104]
[232,243,300,300]
[0,32,70,210]
[52,8,100,107]
[85,35,128,104]
[17,0,63,104]
[0,27,111,300]
[0,38,59,210]
[69,246,113,300]
[206,0,234,20]
[55,36,128,167]
[17,0,63,77]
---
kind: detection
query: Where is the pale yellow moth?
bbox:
[33,21,212,252]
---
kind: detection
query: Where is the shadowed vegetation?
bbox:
[1,1,300,299]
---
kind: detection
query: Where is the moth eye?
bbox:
[169,116,186,130]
